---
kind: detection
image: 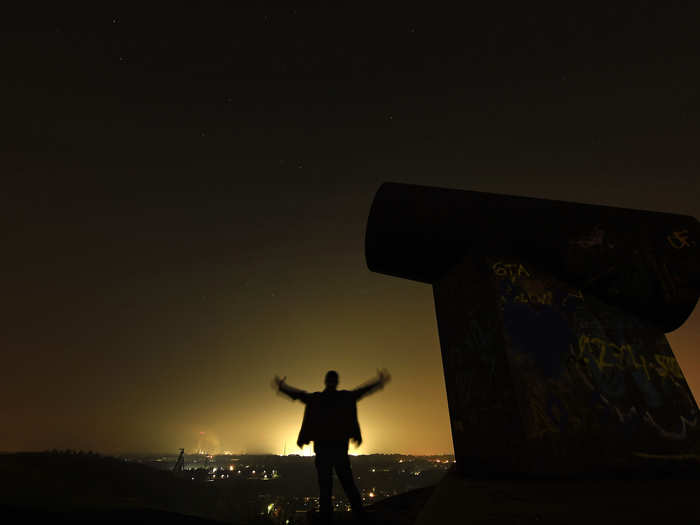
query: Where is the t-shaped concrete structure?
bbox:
[366,182,700,476]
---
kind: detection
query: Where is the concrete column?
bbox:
[366,182,700,476]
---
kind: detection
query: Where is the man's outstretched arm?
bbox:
[273,375,310,403]
[352,369,391,400]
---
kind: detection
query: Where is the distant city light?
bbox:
[122,450,454,514]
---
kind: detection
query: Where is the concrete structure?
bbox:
[365,182,700,476]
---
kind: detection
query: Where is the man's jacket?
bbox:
[297,390,362,446]
[280,381,382,447]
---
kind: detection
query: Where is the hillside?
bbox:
[0,452,264,523]
[0,451,434,524]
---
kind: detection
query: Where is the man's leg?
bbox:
[334,452,365,518]
[315,452,333,524]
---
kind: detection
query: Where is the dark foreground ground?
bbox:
[0,452,435,524]
[2,488,431,525]
[3,452,700,524]
[5,474,700,524]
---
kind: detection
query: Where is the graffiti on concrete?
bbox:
[667,229,695,249]
[489,257,699,443]
[492,261,531,284]
[570,225,605,248]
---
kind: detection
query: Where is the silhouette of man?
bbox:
[273,369,391,524]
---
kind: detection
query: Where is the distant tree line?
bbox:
[43,449,103,457]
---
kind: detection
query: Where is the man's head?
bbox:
[324,370,339,390]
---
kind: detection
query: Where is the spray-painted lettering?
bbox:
[577,335,615,370]
[562,289,584,306]
[576,334,682,382]
[654,355,684,380]
[492,262,531,283]
[570,225,605,248]
[513,290,553,305]
[667,229,694,249]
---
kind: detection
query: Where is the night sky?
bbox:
[2,6,699,456]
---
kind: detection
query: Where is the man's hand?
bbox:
[272,375,287,390]
[353,369,391,400]
[377,368,391,387]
